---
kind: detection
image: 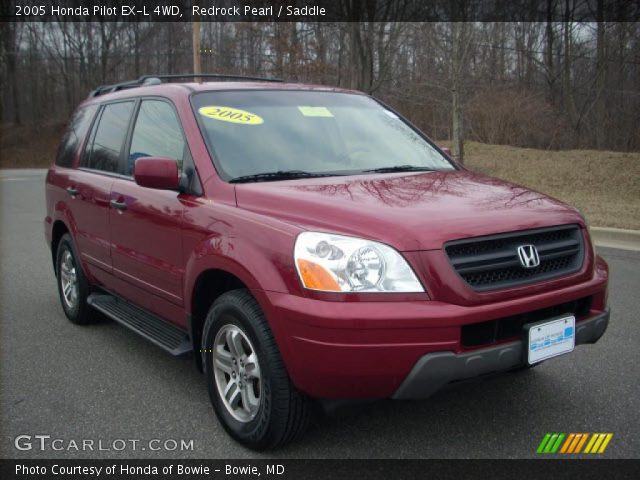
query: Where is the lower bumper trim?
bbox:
[392,308,610,399]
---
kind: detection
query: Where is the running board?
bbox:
[87,293,192,356]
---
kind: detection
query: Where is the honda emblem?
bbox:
[517,244,540,268]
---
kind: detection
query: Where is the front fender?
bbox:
[183,213,306,313]
[184,237,276,301]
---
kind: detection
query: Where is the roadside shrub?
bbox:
[466,89,575,149]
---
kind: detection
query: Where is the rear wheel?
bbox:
[55,233,94,324]
[202,290,312,450]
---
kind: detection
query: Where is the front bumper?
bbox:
[392,308,609,399]
[261,258,608,399]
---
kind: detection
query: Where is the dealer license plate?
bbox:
[526,315,575,365]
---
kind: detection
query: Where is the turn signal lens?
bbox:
[296,258,341,292]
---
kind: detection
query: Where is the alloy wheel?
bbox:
[213,324,262,422]
[59,249,78,310]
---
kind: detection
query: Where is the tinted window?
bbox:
[55,105,98,167]
[83,101,134,173]
[127,100,186,176]
[191,91,454,181]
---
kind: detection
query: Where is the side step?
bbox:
[88,293,192,356]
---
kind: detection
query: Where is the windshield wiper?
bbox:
[363,165,435,174]
[229,170,336,184]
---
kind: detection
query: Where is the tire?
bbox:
[55,233,94,324]
[202,289,312,450]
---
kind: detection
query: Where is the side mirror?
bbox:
[134,157,180,190]
[440,147,452,158]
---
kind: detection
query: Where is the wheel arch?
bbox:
[182,223,302,372]
[188,267,256,372]
[51,220,70,275]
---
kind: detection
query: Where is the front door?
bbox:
[109,99,189,312]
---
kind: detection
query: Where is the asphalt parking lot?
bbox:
[1,169,638,459]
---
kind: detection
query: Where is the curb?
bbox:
[591,227,640,252]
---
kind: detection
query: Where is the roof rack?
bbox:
[88,73,284,98]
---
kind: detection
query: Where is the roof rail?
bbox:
[88,73,284,98]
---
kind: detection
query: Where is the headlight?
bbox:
[294,232,424,293]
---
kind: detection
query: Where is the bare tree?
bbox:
[0,22,22,124]
[595,0,607,149]
[450,22,474,163]
[2,15,639,153]
[193,16,201,77]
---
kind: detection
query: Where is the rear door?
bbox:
[68,101,135,278]
[109,99,191,313]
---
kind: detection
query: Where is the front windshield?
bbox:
[191,90,455,181]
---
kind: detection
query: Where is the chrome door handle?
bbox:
[66,187,78,196]
[110,199,127,211]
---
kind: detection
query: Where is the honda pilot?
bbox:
[45,74,610,449]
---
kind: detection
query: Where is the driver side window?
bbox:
[127,100,187,176]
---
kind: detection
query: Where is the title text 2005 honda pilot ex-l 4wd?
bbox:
[45,74,610,449]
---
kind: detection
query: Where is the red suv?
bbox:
[45,74,610,449]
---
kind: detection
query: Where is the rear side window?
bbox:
[82,101,135,173]
[127,100,186,176]
[55,105,98,168]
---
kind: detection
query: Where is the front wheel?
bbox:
[202,290,312,450]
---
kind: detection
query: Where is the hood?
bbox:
[234,170,585,251]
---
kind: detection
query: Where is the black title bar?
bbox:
[1,459,639,480]
[2,0,640,22]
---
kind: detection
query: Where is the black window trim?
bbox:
[77,95,202,196]
[55,103,100,169]
[75,104,101,169]
[123,96,190,179]
[79,98,138,176]
[77,105,104,171]
[120,95,202,196]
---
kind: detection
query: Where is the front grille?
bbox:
[445,225,585,291]
[461,296,593,348]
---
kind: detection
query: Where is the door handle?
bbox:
[66,186,78,196]
[110,199,127,211]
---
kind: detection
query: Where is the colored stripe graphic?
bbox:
[537,433,552,453]
[550,433,565,453]
[560,433,575,453]
[597,434,613,453]
[541,433,614,454]
[584,433,599,453]
[591,434,606,453]
[573,433,589,453]
[544,433,559,453]
[567,433,584,453]
[585,433,614,454]
[537,433,565,454]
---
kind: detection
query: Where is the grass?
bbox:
[1,123,638,229]
[439,141,640,230]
